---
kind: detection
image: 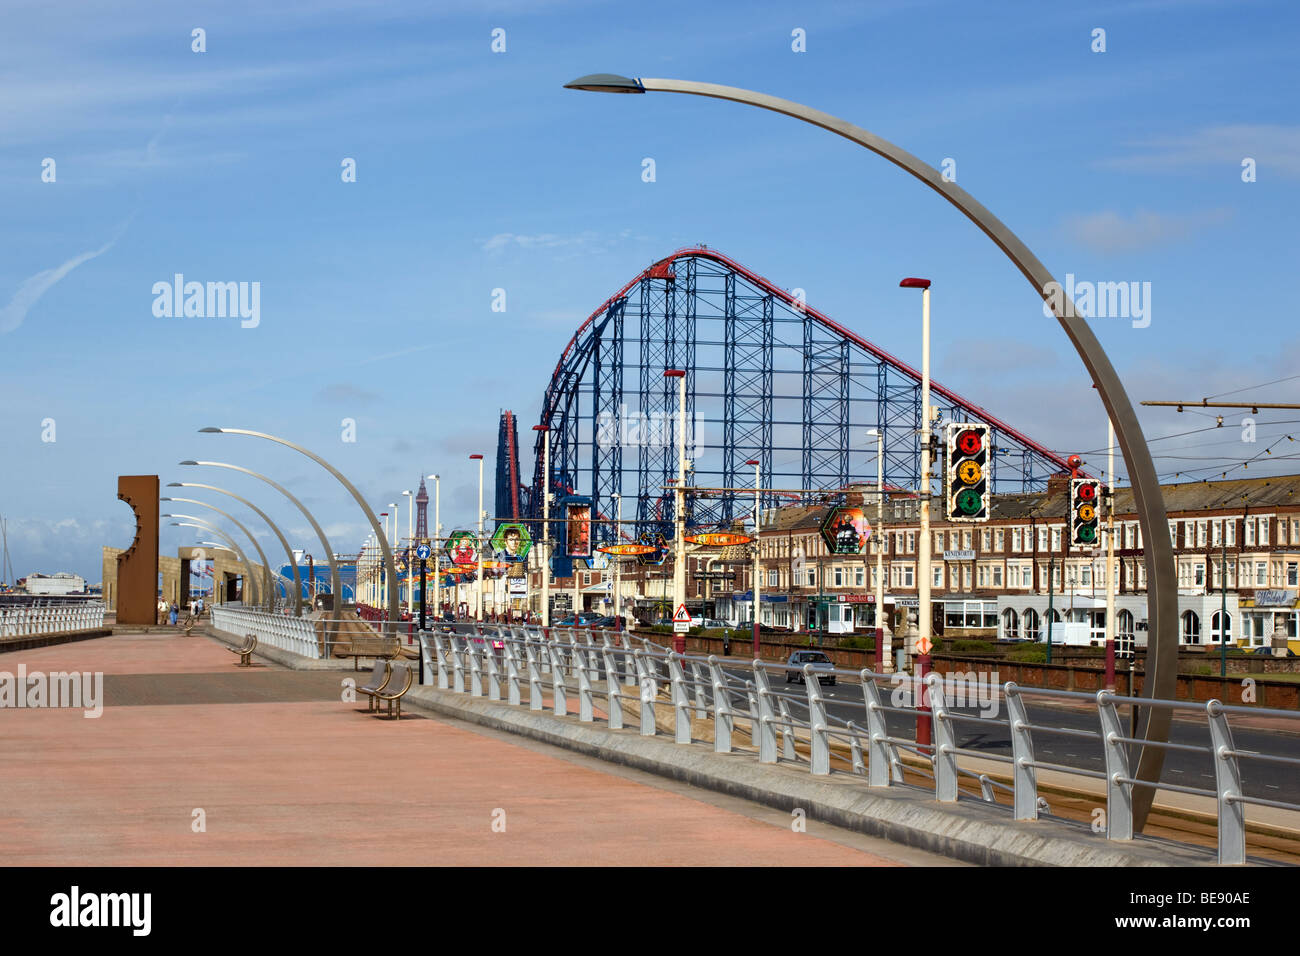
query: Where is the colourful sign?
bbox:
[819,506,872,555]
[599,543,656,555]
[489,522,532,562]
[565,503,592,558]
[636,531,669,566]
[445,531,478,566]
[684,532,754,547]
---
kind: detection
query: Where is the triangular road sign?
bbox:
[672,603,692,623]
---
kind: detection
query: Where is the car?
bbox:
[590,615,618,628]
[698,618,730,630]
[785,650,837,685]
[555,613,599,627]
[1249,645,1297,657]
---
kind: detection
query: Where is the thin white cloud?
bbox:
[481,231,602,253]
[1064,207,1234,253]
[0,235,119,334]
[1100,124,1300,179]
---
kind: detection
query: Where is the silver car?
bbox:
[785,650,836,685]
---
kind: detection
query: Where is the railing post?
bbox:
[575,635,594,722]
[848,720,865,775]
[928,673,958,802]
[433,632,450,689]
[776,695,797,760]
[469,641,484,697]
[803,665,829,775]
[752,664,777,763]
[1007,683,1039,822]
[452,636,466,693]
[862,673,899,787]
[668,653,692,744]
[634,649,656,736]
[708,656,733,754]
[746,679,760,748]
[418,632,434,685]
[548,637,567,717]
[505,638,521,706]
[1096,689,1133,840]
[602,637,623,730]
[524,639,543,711]
[486,641,501,701]
[1207,699,1246,865]
[690,660,709,720]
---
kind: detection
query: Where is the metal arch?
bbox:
[168,482,304,617]
[580,75,1177,832]
[164,499,274,611]
[171,520,258,607]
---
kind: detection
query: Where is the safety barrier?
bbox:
[418,622,1300,865]
[211,604,322,660]
[0,601,106,638]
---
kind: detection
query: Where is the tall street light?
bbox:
[665,368,687,654]
[746,458,761,658]
[402,488,414,611]
[180,459,342,620]
[199,427,399,635]
[867,428,890,672]
[900,277,933,664]
[533,424,551,627]
[168,520,257,606]
[430,474,442,619]
[167,481,303,616]
[612,492,622,632]
[564,74,1179,830]
[162,497,274,611]
[470,454,485,621]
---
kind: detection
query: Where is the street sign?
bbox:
[672,603,692,633]
[915,636,933,655]
[415,544,431,560]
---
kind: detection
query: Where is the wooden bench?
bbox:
[357,661,413,719]
[228,632,257,667]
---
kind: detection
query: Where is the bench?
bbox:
[228,632,257,667]
[357,660,392,713]
[356,665,410,717]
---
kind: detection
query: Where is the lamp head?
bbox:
[564,73,646,94]
[899,277,931,290]
[179,460,198,466]
[199,427,224,433]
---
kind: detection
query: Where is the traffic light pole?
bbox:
[902,279,933,667]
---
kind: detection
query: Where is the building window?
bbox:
[1227,520,1235,546]
[870,566,879,587]
[767,569,778,588]
[1002,608,1019,639]
[935,530,945,552]
[1212,520,1222,546]
[1182,610,1201,645]
[992,565,1003,587]
[1024,608,1040,641]
[1037,528,1048,551]
[1258,517,1269,546]
[1080,565,1091,587]
[1289,562,1298,587]
[1051,528,1062,551]
[1257,562,1268,586]
[933,564,943,588]
[1194,563,1204,587]
[1211,610,1232,644]
[854,566,865,587]
[903,565,914,587]
[1197,521,1207,547]
[1011,528,1022,552]
[995,529,1005,552]
[1245,520,1255,546]
[962,530,973,550]
[906,531,916,553]
[981,530,992,551]
[833,566,844,587]
[962,566,972,590]
[977,565,989,587]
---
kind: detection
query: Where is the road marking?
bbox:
[1266,784,1280,790]
[1171,769,1183,774]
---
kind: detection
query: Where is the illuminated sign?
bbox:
[819,506,872,555]
[684,532,754,546]
[598,543,656,555]
[489,522,532,562]
[444,531,477,567]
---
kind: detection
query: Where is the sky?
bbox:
[2,0,1298,584]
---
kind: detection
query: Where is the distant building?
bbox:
[24,572,87,595]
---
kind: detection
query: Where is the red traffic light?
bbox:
[957,429,983,456]
[1077,482,1097,501]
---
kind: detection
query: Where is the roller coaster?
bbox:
[498,246,1071,553]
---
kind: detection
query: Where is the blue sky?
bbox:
[3,0,1298,583]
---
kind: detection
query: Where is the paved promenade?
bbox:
[0,633,945,866]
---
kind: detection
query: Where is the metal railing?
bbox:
[0,601,106,637]
[211,605,322,659]
[417,623,1300,865]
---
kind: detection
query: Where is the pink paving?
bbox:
[0,634,902,866]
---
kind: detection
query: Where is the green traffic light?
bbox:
[956,489,983,515]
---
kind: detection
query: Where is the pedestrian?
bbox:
[169,602,179,626]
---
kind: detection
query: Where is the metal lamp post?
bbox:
[747,458,761,658]
[900,277,933,666]
[162,497,274,611]
[533,425,551,627]
[563,74,1180,830]
[665,368,687,654]
[868,428,890,672]
[198,428,400,635]
[167,482,303,617]
[470,454,485,622]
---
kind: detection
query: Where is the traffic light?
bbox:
[1070,477,1102,548]
[944,422,991,522]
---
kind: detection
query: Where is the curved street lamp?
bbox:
[190,539,249,605]
[168,481,304,617]
[163,498,275,611]
[199,427,398,634]
[168,520,259,606]
[565,74,1178,831]
[179,460,342,617]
